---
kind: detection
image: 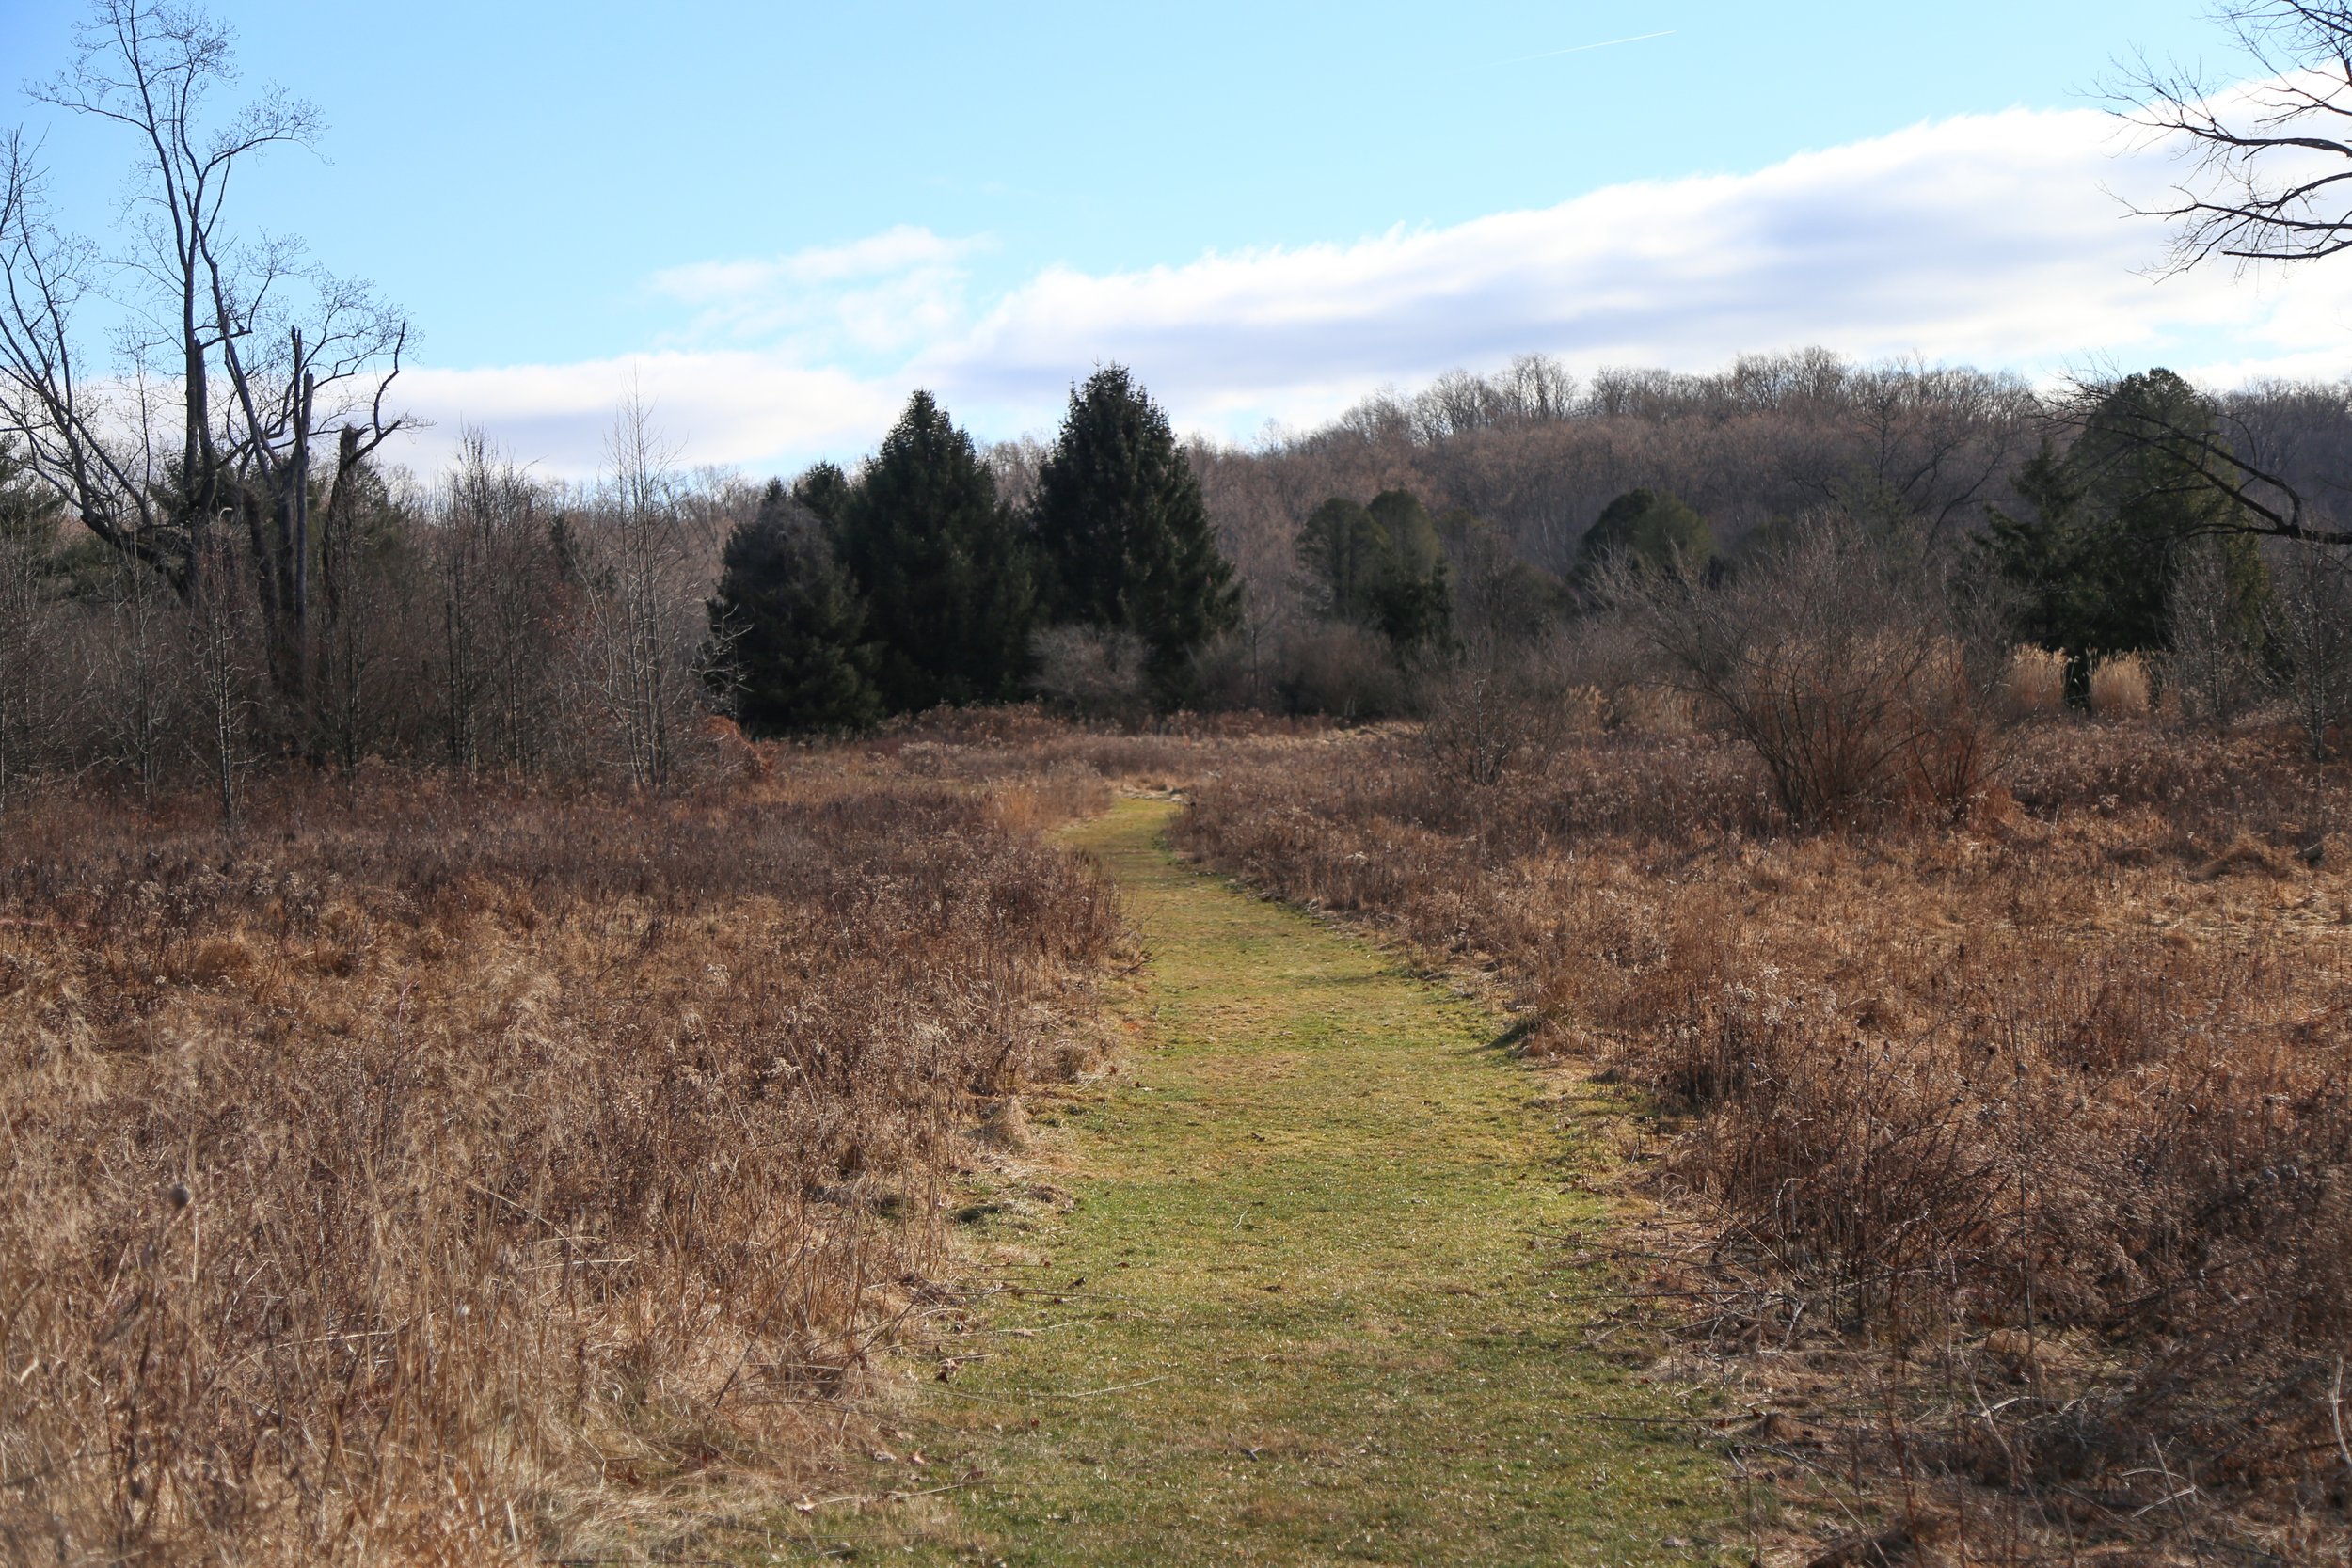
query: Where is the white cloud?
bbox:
[654,226,984,297]
[919,106,2343,421]
[392,353,902,476]
[646,225,986,356]
[389,100,2352,477]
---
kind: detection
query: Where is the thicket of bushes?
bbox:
[0,416,727,817]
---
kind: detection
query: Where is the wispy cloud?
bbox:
[646,225,990,356]
[389,97,2352,477]
[1511,29,1676,64]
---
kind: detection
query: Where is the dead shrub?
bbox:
[2270,537,2352,759]
[1418,657,1567,786]
[1273,623,1411,719]
[1608,517,2008,827]
[1030,626,1152,721]
[2166,538,2265,728]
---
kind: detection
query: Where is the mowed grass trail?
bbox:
[792,797,1733,1566]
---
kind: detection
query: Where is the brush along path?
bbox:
[795,797,1732,1565]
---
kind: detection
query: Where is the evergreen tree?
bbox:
[1297,498,1390,624]
[1980,444,2098,652]
[1983,369,2266,656]
[1029,366,1239,702]
[1437,507,1565,645]
[792,461,853,528]
[834,391,1034,712]
[1296,491,1454,657]
[1577,488,1716,577]
[1363,489,1453,652]
[704,481,881,735]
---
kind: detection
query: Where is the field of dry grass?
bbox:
[0,755,1121,1565]
[1176,719,2352,1564]
[12,701,2350,1564]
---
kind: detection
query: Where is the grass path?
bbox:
[791,797,1733,1565]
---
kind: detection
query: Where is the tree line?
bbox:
[707,369,1236,734]
[13,0,2352,817]
[1177,347,2352,736]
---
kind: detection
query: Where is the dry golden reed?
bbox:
[2003,643,2067,716]
[2089,651,2153,718]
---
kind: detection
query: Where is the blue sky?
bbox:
[8,0,2329,474]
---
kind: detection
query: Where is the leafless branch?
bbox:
[0,0,408,705]
[2119,2,2352,271]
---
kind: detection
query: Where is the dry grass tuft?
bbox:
[2089,651,2153,718]
[2002,644,2067,717]
[975,1095,1034,1151]
[1610,682,1695,734]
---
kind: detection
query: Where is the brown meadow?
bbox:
[1176,719,2352,1562]
[0,759,1120,1565]
[8,702,2351,1564]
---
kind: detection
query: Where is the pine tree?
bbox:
[704,480,881,735]
[792,461,853,528]
[1438,506,1564,646]
[1297,498,1390,625]
[1030,366,1239,703]
[1983,370,2266,657]
[1981,444,2098,653]
[1364,489,1453,652]
[834,391,1034,712]
[1297,491,1453,656]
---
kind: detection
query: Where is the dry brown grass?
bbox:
[0,759,1120,1565]
[1175,719,2352,1563]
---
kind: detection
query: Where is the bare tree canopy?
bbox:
[2123,1,2352,268]
[0,0,406,696]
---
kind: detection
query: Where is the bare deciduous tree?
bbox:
[2268,535,2352,754]
[573,396,706,791]
[2165,536,2265,724]
[0,504,72,815]
[435,434,566,773]
[90,546,181,799]
[186,533,261,826]
[0,0,406,711]
[310,464,419,772]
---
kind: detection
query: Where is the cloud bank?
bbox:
[392,102,2352,477]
